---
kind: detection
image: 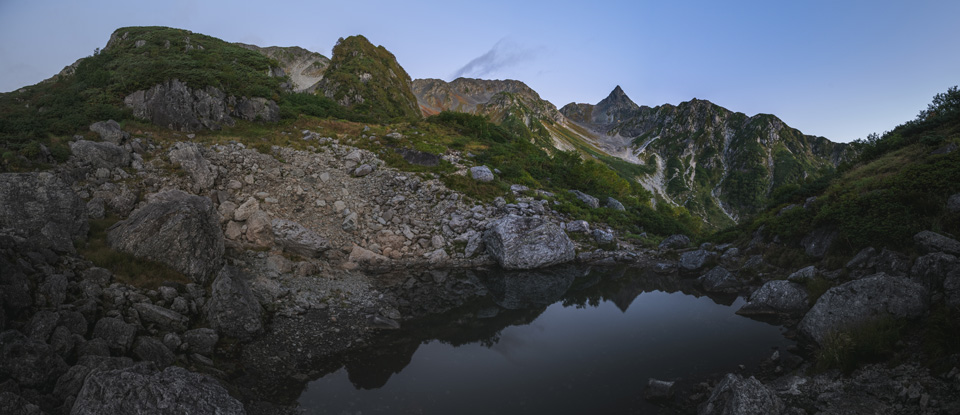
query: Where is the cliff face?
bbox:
[237,44,330,93]
[412,77,561,122]
[317,35,421,121]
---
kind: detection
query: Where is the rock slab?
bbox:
[483,215,575,270]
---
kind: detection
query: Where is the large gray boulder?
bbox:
[483,215,575,270]
[205,266,263,341]
[698,373,784,415]
[737,280,809,316]
[605,197,626,211]
[0,172,87,252]
[124,79,277,132]
[698,266,739,293]
[799,273,929,344]
[679,249,716,272]
[909,252,957,291]
[914,230,960,256]
[69,140,131,169]
[107,190,224,283]
[469,165,494,182]
[659,234,691,250]
[271,218,330,258]
[71,364,245,415]
[168,142,217,190]
[568,190,600,209]
[89,120,129,144]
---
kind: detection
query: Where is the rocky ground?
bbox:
[1,120,958,414]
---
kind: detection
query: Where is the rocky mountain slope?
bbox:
[237,44,330,92]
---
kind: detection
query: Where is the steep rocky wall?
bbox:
[123,79,279,132]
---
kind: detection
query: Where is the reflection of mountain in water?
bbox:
[248,264,743,403]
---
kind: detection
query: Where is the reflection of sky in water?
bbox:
[299,290,790,415]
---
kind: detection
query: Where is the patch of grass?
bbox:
[804,276,835,306]
[815,316,907,374]
[440,174,509,202]
[78,217,192,290]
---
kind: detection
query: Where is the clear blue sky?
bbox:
[2,0,958,142]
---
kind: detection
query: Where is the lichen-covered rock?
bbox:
[699,373,784,415]
[914,230,960,256]
[89,120,129,144]
[568,190,599,209]
[71,364,245,415]
[737,280,809,316]
[107,190,224,283]
[470,165,494,182]
[205,266,263,341]
[69,140,131,170]
[565,220,590,233]
[0,172,87,253]
[483,215,575,270]
[799,273,929,344]
[271,218,330,258]
[659,234,690,250]
[698,266,739,293]
[168,142,218,190]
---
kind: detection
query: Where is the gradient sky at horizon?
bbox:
[2,0,958,142]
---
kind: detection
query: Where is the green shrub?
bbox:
[815,317,906,374]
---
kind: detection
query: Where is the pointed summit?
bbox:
[592,85,639,124]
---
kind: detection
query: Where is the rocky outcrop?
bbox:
[89,120,130,145]
[0,172,87,253]
[698,266,739,293]
[71,364,244,414]
[168,142,218,191]
[679,249,717,272]
[737,280,809,316]
[271,218,330,258]
[483,215,575,270]
[913,230,960,256]
[569,190,600,209]
[0,330,69,389]
[698,373,784,415]
[123,79,279,132]
[659,234,690,250]
[107,190,224,283]
[69,140,131,170]
[799,273,929,344]
[205,266,263,341]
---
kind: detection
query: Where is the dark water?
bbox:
[296,266,793,415]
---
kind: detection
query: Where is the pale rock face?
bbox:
[483,215,575,270]
[234,197,260,221]
[470,165,494,182]
[245,211,273,248]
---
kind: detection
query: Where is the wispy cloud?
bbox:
[451,38,540,80]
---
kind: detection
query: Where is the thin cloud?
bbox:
[451,38,540,80]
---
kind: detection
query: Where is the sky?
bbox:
[1,0,958,143]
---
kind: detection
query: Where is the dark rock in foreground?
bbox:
[107,189,224,283]
[483,215,575,270]
[71,364,245,414]
[205,266,263,341]
[0,172,88,253]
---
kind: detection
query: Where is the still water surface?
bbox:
[298,266,792,414]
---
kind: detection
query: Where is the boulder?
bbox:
[182,328,218,356]
[914,230,960,256]
[132,337,175,367]
[698,266,739,293]
[605,197,626,211]
[168,142,218,190]
[737,280,809,316]
[801,227,837,258]
[470,166,494,182]
[71,364,245,414]
[0,172,88,253]
[107,190,224,284]
[799,273,929,344]
[874,248,911,277]
[352,164,374,177]
[592,228,615,245]
[245,211,274,248]
[565,220,590,233]
[568,190,600,209]
[947,193,960,214]
[396,148,439,166]
[132,303,188,332]
[89,120,129,144]
[679,249,716,272]
[698,373,784,415]
[205,266,263,341]
[846,247,877,269]
[233,197,259,221]
[659,234,690,250]
[92,317,136,353]
[787,265,817,282]
[483,215,575,270]
[271,219,330,258]
[69,140,131,169]
[234,97,280,123]
[0,391,42,414]
[0,330,69,389]
[909,252,957,291]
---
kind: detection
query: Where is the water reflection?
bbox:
[275,265,789,414]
